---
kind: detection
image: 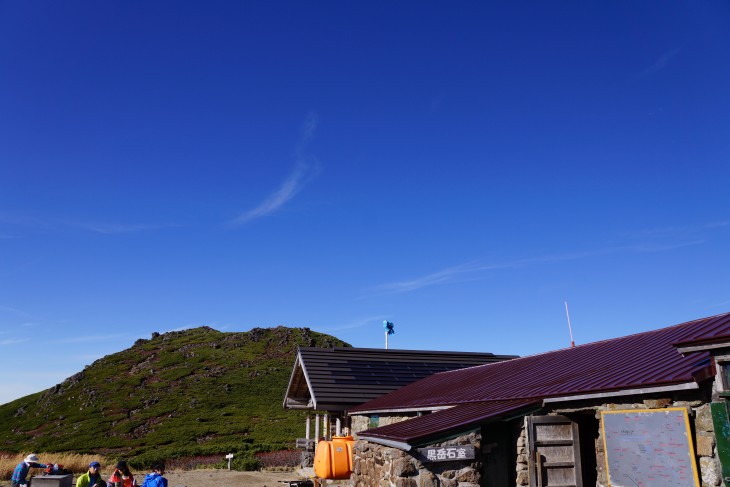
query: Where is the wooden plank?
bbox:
[543,462,575,468]
[534,440,575,446]
[528,415,582,487]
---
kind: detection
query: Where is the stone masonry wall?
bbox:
[352,396,722,486]
[351,414,416,435]
[351,431,482,487]
[548,398,721,487]
[515,422,528,486]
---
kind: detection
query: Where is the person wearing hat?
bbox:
[76,462,106,487]
[108,461,135,487]
[11,454,48,487]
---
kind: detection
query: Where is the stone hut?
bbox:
[348,311,730,487]
[282,346,515,465]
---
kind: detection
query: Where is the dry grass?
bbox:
[255,450,301,469]
[0,453,111,481]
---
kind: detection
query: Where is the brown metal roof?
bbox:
[283,346,517,412]
[351,312,729,445]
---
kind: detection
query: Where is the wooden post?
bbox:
[315,414,320,442]
[336,416,342,436]
[306,415,311,439]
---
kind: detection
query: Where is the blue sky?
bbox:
[1,2,729,405]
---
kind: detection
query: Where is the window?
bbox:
[719,360,730,392]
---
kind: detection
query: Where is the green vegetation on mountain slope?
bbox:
[0,326,349,466]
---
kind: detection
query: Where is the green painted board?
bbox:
[710,401,730,484]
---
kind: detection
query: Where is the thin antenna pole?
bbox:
[565,301,575,348]
[385,331,388,350]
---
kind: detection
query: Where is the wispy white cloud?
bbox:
[298,111,319,149]
[0,305,34,319]
[640,48,681,77]
[59,333,127,344]
[77,222,163,235]
[0,211,164,236]
[230,112,321,226]
[0,212,49,228]
[319,315,389,332]
[622,220,729,239]
[0,338,29,346]
[376,262,489,294]
[230,160,320,225]
[374,240,705,295]
[706,221,730,229]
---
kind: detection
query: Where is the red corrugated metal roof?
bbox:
[672,312,730,348]
[357,399,541,446]
[351,312,728,435]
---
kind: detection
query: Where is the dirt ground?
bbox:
[2,469,347,487]
[165,468,311,487]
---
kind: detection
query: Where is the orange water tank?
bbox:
[313,435,354,479]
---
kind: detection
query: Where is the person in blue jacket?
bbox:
[11,454,48,487]
[140,463,167,487]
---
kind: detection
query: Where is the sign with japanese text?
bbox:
[415,445,475,462]
[601,408,700,487]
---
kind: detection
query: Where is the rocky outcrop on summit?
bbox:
[0,326,350,458]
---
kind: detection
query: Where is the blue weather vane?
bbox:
[383,321,395,349]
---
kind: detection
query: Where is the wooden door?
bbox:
[527,415,583,487]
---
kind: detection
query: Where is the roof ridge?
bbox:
[298,346,504,356]
[385,311,730,384]
[460,310,730,367]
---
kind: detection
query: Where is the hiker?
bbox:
[76,461,106,487]
[140,462,167,487]
[11,454,48,487]
[108,461,135,487]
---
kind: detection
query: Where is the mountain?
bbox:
[0,326,349,466]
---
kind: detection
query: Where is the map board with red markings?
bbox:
[601,408,700,487]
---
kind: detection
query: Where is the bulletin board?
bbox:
[601,407,700,487]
